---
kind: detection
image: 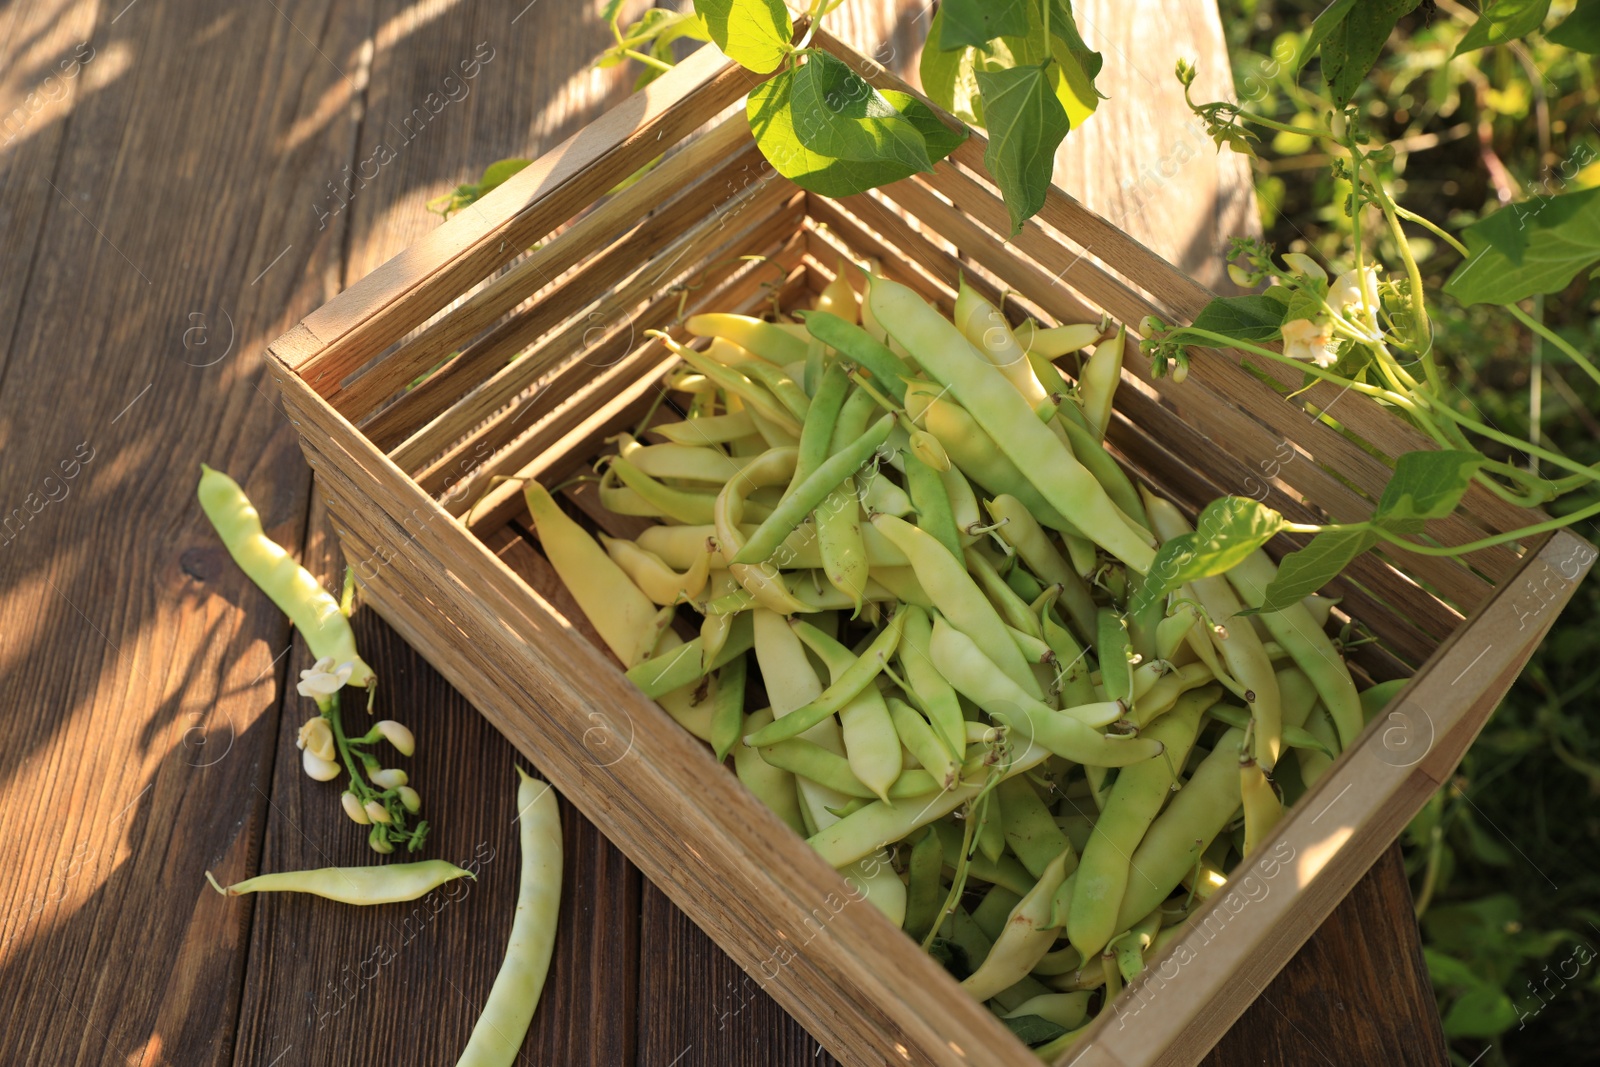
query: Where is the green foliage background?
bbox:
[1216,3,1600,1063]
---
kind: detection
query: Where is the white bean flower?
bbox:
[297,657,355,701]
[296,717,336,762]
[1281,317,1339,368]
[1329,266,1381,319]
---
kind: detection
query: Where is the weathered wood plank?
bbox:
[0,0,369,1063]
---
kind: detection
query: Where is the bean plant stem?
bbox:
[1507,303,1600,390]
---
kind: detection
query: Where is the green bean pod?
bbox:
[686,312,811,365]
[1077,324,1126,441]
[734,414,895,566]
[792,618,904,801]
[600,534,711,606]
[806,742,1053,869]
[625,611,753,699]
[1015,321,1104,358]
[816,263,860,324]
[897,605,968,761]
[660,335,804,436]
[651,410,757,445]
[755,738,938,800]
[903,446,964,560]
[206,859,471,904]
[997,775,1074,879]
[1026,352,1150,528]
[869,276,1154,573]
[1222,548,1364,748]
[1067,687,1216,959]
[1145,491,1284,770]
[734,707,808,836]
[1240,754,1283,857]
[953,276,1054,416]
[604,458,719,524]
[744,611,906,747]
[1114,726,1245,930]
[714,448,812,614]
[611,434,747,483]
[873,513,1045,700]
[904,381,1077,534]
[636,522,908,571]
[928,617,1160,768]
[524,480,666,668]
[902,827,945,942]
[751,609,858,835]
[786,361,851,497]
[709,652,748,763]
[961,850,1074,1002]
[453,768,560,1067]
[888,696,960,791]
[198,466,374,686]
[800,310,911,404]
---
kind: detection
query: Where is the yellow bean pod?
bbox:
[524,480,665,668]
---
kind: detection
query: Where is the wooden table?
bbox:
[0,2,1449,1063]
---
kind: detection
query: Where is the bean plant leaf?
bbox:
[1443,185,1600,304]
[1000,1013,1070,1048]
[1258,528,1378,612]
[1454,0,1552,56]
[1184,294,1291,342]
[938,0,1032,50]
[601,0,626,23]
[1547,0,1600,52]
[694,0,792,74]
[1317,0,1421,107]
[1048,35,1105,127]
[1441,986,1520,1039]
[1294,0,1358,72]
[791,51,934,171]
[426,158,531,218]
[749,72,962,197]
[976,62,1071,235]
[1372,450,1485,535]
[1132,498,1287,617]
[920,12,986,125]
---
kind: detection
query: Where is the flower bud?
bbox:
[1280,252,1327,283]
[368,827,394,854]
[375,720,415,757]
[1227,263,1254,288]
[364,800,392,824]
[341,791,370,824]
[301,748,341,782]
[370,768,409,790]
[397,786,423,814]
[296,717,336,762]
[1139,315,1164,336]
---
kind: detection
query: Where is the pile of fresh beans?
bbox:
[526,265,1396,1053]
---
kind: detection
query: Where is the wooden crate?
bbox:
[265,31,1595,1067]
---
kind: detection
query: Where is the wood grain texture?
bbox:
[0,1,1482,1066]
[0,0,365,1064]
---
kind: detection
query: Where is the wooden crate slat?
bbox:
[388,179,798,474]
[283,44,758,391]
[350,130,764,434]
